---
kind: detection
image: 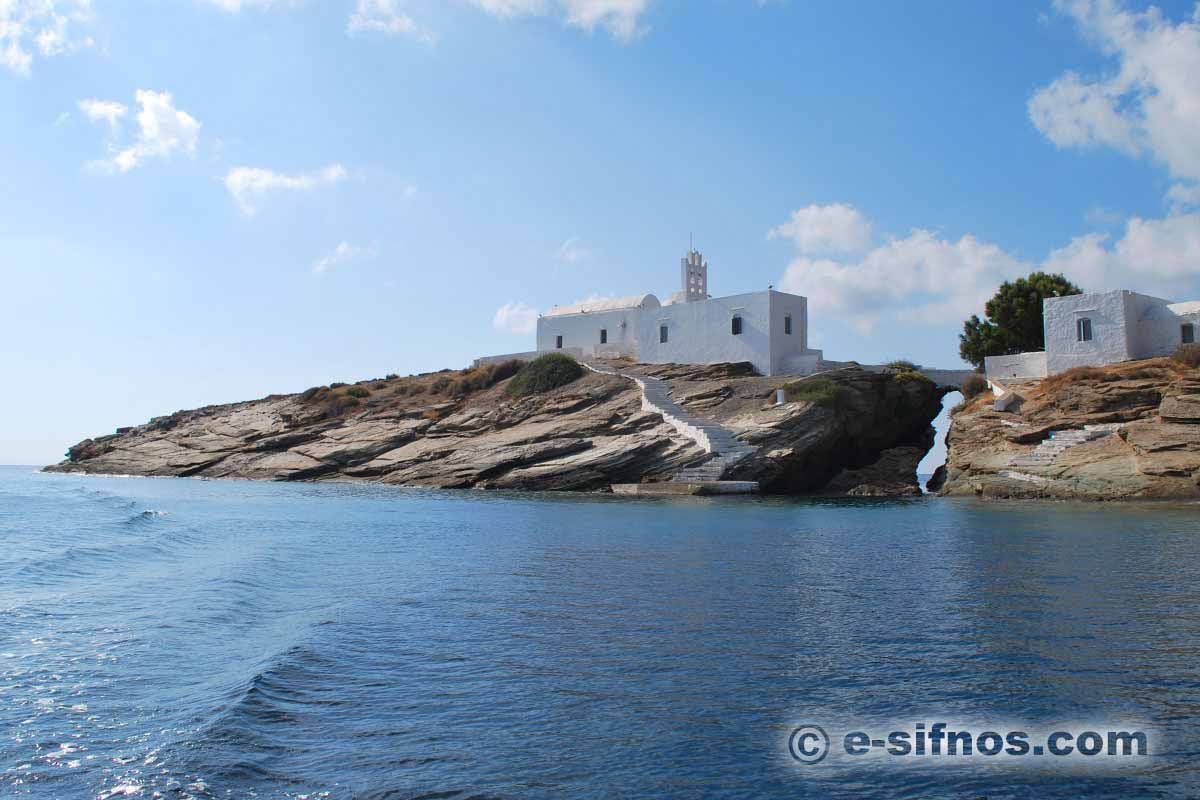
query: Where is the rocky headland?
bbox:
[935,357,1200,500]
[47,362,948,496]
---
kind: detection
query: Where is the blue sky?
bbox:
[2,0,1199,465]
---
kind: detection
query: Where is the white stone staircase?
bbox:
[583,361,756,481]
[1008,423,1123,468]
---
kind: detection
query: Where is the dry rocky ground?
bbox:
[49,362,947,496]
[937,358,1200,499]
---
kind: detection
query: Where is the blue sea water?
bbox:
[2,465,1199,799]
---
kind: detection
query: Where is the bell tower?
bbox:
[680,246,708,303]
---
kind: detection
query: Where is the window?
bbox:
[784,315,792,335]
[1076,318,1093,342]
[600,329,607,344]
[1184,324,1196,345]
[556,335,563,349]
[731,316,743,336]
[660,325,669,344]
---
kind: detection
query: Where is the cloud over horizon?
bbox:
[223,163,348,216]
[492,301,539,335]
[312,241,378,274]
[554,237,594,264]
[347,0,431,41]
[468,0,651,40]
[1030,0,1200,206]
[84,90,201,174]
[1,0,93,76]
[775,203,1200,335]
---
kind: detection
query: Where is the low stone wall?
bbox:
[779,351,823,376]
[985,352,1048,381]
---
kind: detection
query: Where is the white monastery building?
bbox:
[524,249,822,377]
[986,289,1200,380]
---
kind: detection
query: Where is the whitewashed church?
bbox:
[482,249,823,377]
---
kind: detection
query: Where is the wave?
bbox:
[124,509,170,524]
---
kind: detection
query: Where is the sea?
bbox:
[1,464,1198,799]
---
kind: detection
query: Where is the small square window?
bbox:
[1184,324,1196,344]
[659,325,669,344]
[556,336,563,349]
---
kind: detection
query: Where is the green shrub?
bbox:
[430,376,452,394]
[885,359,920,372]
[782,376,847,408]
[321,395,360,418]
[1174,344,1200,369]
[385,373,399,380]
[299,386,326,402]
[345,386,371,399]
[505,353,584,399]
[961,373,988,399]
[490,359,525,383]
[329,382,348,389]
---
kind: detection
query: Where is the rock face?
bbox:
[46,364,946,496]
[939,358,1200,500]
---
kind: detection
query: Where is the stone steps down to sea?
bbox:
[48,361,948,497]
[937,357,1200,500]
[581,360,757,485]
[1007,424,1123,467]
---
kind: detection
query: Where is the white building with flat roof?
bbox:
[529,249,822,377]
[985,289,1200,380]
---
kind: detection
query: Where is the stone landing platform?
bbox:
[611,481,760,496]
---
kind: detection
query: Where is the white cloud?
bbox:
[200,0,286,11]
[1045,212,1200,297]
[773,202,1200,335]
[1030,0,1200,201]
[348,0,430,40]
[1168,182,1200,211]
[467,0,650,40]
[767,202,872,254]
[77,98,127,128]
[492,301,539,335]
[223,163,348,216]
[1,0,93,76]
[312,241,377,274]
[86,90,200,174]
[554,236,593,264]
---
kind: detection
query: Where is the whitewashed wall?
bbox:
[985,352,1048,380]
[637,291,776,375]
[1129,294,1198,358]
[768,291,821,374]
[534,289,819,376]
[1044,290,1134,374]
[536,308,644,360]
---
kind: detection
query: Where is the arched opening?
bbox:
[919,390,962,492]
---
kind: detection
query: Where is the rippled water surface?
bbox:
[2,466,1200,798]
